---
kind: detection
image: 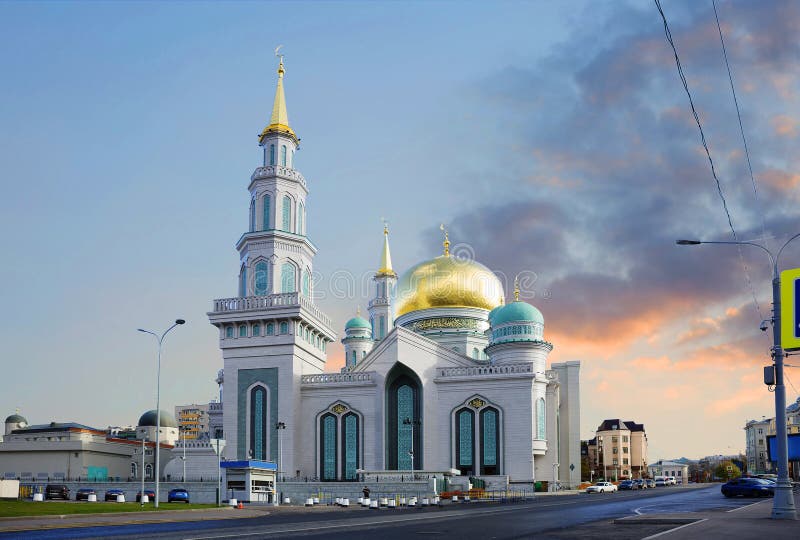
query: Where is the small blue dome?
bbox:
[345,316,371,330]
[490,301,544,326]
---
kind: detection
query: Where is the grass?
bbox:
[0,499,220,518]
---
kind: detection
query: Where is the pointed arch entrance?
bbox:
[385,363,422,470]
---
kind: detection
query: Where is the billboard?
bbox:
[766,433,800,462]
[780,268,800,352]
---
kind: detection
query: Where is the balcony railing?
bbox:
[436,363,535,378]
[301,372,375,385]
[251,165,306,187]
[211,293,332,328]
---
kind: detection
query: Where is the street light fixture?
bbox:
[677,235,800,520]
[275,421,286,482]
[402,417,421,472]
[137,318,185,508]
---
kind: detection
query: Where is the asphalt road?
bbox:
[2,485,759,540]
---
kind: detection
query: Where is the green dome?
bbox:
[345,316,371,330]
[490,301,544,326]
[137,410,177,428]
[5,414,26,424]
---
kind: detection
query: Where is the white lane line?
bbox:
[640,518,707,540]
[726,499,769,512]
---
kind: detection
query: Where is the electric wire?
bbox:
[654,0,767,333]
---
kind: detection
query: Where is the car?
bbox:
[645,479,656,488]
[655,477,667,487]
[585,481,617,493]
[168,488,190,503]
[75,488,96,501]
[667,476,677,485]
[618,480,639,490]
[721,478,775,498]
[44,484,70,500]
[633,479,647,489]
[104,489,125,501]
[136,489,156,502]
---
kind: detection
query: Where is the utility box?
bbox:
[0,480,20,499]
[764,365,776,386]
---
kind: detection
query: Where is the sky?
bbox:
[1,0,799,462]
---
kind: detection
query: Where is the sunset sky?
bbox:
[2,0,799,462]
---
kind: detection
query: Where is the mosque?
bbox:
[207,57,581,489]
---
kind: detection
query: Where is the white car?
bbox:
[585,481,617,493]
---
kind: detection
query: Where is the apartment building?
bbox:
[174,404,209,440]
[586,419,648,479]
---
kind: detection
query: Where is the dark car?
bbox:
[633,479,647,490]
[721,478,775,498]
[168,488,190,503]
[618,480,638,490]
[44,484,70,500]
[645,479,656,488]
[136,489,156,502]
[104,488,125,501]
[75,488,96,501]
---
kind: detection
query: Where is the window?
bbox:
[623,447,629,454]
[249,198,255,231]
[239,265,247,297]
[253,324,261,336]
[351,350,357,366]
[250,385,269,460]
[613,448,618,454]
[262,194,271,230]
[612,436,618,443]
[481,408,499,475]
[320,413,337,480]
[623,436,629,442]
[239,325,247,338]
[623,458,629,465]
[255,261,269,296]
[386,366,421,471]
[379,316,386,339]
[145,464,153,479]
[281,145,287,166]
[226,326,234,338]
[269,144,275,165]
[472,347,480,359]
[456,408,475,476]
[291,149,294,168]
[266,323,274,335]
[342,413,359,480]
[282,195,291,231]
[362,350,366,359]
[536,398,545,439]
[131,463,137,477]
[612,458,618,465]
[281,263,296,293]
[298,202,304,235]
[302,268,310,297]
[280,321,288,334]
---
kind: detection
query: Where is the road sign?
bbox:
[780,268,800,351]
[569,464,575,471]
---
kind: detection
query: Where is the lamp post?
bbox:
[275,421,286,482]
[402,417,421,472]
[181,426,187,483]
[678,235,800,519]
[138,318,185,508]
[215,438,222,507]
[552,462,559,491]
[140,437,147,507]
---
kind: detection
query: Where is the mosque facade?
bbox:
[208,58,581,488]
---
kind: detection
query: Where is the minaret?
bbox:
[341,307,374,370]
[208,54,335,472]
[368,223,397,340]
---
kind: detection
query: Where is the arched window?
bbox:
[281,262,296,293]
[362,350,366,359]
[262,194,271,230]
[456,408,475,476]
[252,324,261,336]
[472,347,480,359]
[370,317,375,338]
[281,145,287,166]
[480,407,499,475]
[282,195,291,231]
[350,350,357,366]
[269,144,275,165]
[291,149,294,168]
[131,462,137,478]
[320,413,337,481]
[145,464,153,479]
[302,268,310,297]
[536,398,546,439]
[249,198,256,232]
[280,321,288,334]
[226,326,234,339]
[379,316,386,339]
[254,261,269,296]
[239,265,247,297]
[239,325,247,338]
[250,385,269,460]
[297,202,304,235]
[266,323,274,335]
[386,365,422,471]
[342,412,359,480]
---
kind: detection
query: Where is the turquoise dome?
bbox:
[490,301,544,326]
[345,316,371,331]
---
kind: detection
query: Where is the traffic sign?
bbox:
[780,268,800,351]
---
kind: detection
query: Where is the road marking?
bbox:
[726,499,769,512]
[640,518,707,540]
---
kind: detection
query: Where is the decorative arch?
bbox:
[281,261,297,293]
[315,402,363,481]
[450,395,504,475]
[145,464,153,479]
[262,193,271,231]
[385,363,423,470]
[281,194,293,232]
[269,144,275,165]
[254,259,270,296]
[246,382,271,461]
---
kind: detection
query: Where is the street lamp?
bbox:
[275,421,286,482]
[215,438,222,507]
[138,318,185,508]
[140,436,148,507]
[552,462,559,491]
[402,417,421,472]
[180,426,187,483]
[677,234,800,520]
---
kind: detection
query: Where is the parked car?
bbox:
[667,476,677,485]
[168,488,190,503]
[655,477,667,487]
[75,488,96,501]
[645,479,656,488]
[618,480,639,490]
[44,484,70,500]
[586,481,617,493]
[721,478,775,498]
[104,489,125,501]
[633,479,647,489]
[136,489,156,502]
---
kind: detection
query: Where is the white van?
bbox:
[654,476,667,486]
[667,476,677,485]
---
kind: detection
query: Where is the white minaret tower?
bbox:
[208,54,335,474]
[368,223,397,340]
[341,307,374,370]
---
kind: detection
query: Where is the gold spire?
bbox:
[259,49,298,144]
[377,219,396,277]
[440,224,450,257]
[513,275,520,302]
[356,306,361,317]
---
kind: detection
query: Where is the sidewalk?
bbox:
[615,493,800,540]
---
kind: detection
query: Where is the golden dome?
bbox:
[395,255,505,317]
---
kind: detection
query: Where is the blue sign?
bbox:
[766,434,800,461]
[780,269,800,351]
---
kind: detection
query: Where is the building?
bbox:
[207,57,582,488]
[744,417,771,474]
[175,404,210,440]
[585,419,648,480]
[648,459,689,483]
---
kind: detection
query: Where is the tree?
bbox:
[714,460,741,481]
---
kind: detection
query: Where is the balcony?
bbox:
[301,372,375,386]
[435,363,536,379]
[210,292,332,328]
[251,165,306,187]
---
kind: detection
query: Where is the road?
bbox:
[1,485,760,539]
